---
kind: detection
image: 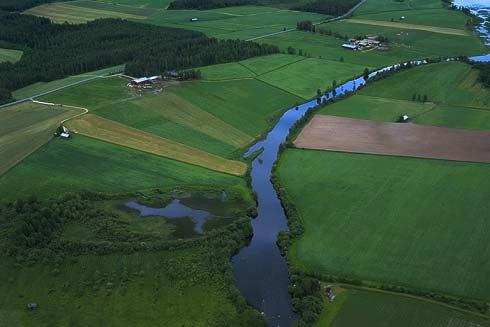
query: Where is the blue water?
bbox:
[454,0,490,61]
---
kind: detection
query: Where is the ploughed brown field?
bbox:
[294,115,490,163]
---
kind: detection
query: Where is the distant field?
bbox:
[0,48,23,64]
[94,0,174,8]
[278,149,490,301]
[0,135,248,199]
[0,249,247,326]
[344,18,469,36]
[319,62,490,130]
[12,65,125,100]
[354,0,471,29]
[24,0,157,23]
[66,114,247,176]
[0,102,83,176]
[315,288,490,327]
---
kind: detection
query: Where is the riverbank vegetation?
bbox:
[319,61,490,130]
[0,12,278,103]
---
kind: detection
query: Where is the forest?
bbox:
[0,13,278,103]
[292,0,361,16]
[474,62,490,88]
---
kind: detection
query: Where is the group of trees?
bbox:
[293,0,361,16]
[412,94,428,102]
[296,20,315,32]
[0,13,278,101]
[0,0,60,12]
[473,62,490,88]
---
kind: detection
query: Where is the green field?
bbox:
[354,0,471,29]
[0,102,83,176]
[0,48,23,64]
[319,62,490,130]
[0,135,248,199]
[278,149,490,301]
[24,1,159,24]
[315,287,490,327]
[12,65,125,100]
[94,0,174,8]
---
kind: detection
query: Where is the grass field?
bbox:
[12,65,125,100]
[0,102,83,176]
[0,135,248,199]
[315,287,490,327]
[66,114,247,176]
[319,62,490,130]
[278,149,490,301]
[0,249,249,326]
[24,1,157,23]
[0,48,23,64]
[94,0,173,8]
[353,0,472,29]
[40,59,303,158]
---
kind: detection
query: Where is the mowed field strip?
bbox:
[343,18,470,36]
[0,102,84,175]
[66,114,247,176]
[294,115,490,163]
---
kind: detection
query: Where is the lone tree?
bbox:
[363,68,370,80]
[332,80,337,96]
[412,94,416,101]
[422,94,428,103]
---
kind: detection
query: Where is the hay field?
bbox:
[0,102,83,176]
[66,114,247,176]
[278,148,490,301]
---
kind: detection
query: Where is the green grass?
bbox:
[354,0,471,29]
[144,6,330,39]
[278,149,490,301]
[0,135,248,199]
[319,62,490,130]
[12,65,125,100]
[0,48,23,64]
[0,249,247,326]
[316,288,490,327]
[24,1,157,23]
[94,0,174,8]
[257,57,365,99]
[200,62,256,80]
[0,102,83,176]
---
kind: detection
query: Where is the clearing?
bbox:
[278,148,490,301]
[294,115,490,163]
[0,48,23,64]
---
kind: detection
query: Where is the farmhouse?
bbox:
[342,35,386,51]
[342,43,358,50]
[190,17,198,22]
[128,76,161,88]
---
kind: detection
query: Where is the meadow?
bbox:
[0,245,258,326]
[0,102,83,176]
[319,61,490,130]
[94,0,174,8]
[0,48,23,64]
[278,149,490,301]
[353,0,471,29]
[315,287,490,327]
[0,135,249,200]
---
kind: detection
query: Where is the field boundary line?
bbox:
[254,56,307,77]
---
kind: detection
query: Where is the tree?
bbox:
[317,88,322,98]
[363,68,370,80]
[417,94,421,102]
[412,94,416,101]
[287,46,296,55]
[339,56,344,62]
[422,94,428,103]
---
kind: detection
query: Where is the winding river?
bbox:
[231,1,490,326]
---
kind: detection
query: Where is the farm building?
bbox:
[190,17,198,22]
[342,43,358,50]
[128,76,161,88]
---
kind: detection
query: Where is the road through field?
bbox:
[294,115,490,163]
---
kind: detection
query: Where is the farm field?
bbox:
[0,48,23,64]
[0,102,83,176]
[65,114,247,176]
[0,248,250,326]
[294,115,490,163]
[353,0,471,29]
[319,62,490,130]
[315,288,490,327]
[94,0,174,8]
[0,135,248,200]
[12,65,125,100]
[24,0,158,24]
[278,149,490,301]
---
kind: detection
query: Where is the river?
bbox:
[454,0,490,61]
[231,2,489,326]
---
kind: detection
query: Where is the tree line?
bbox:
[0,0,62,12]
[473,62,490,88]
[0,13,278,103]
[292,0,361,16]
